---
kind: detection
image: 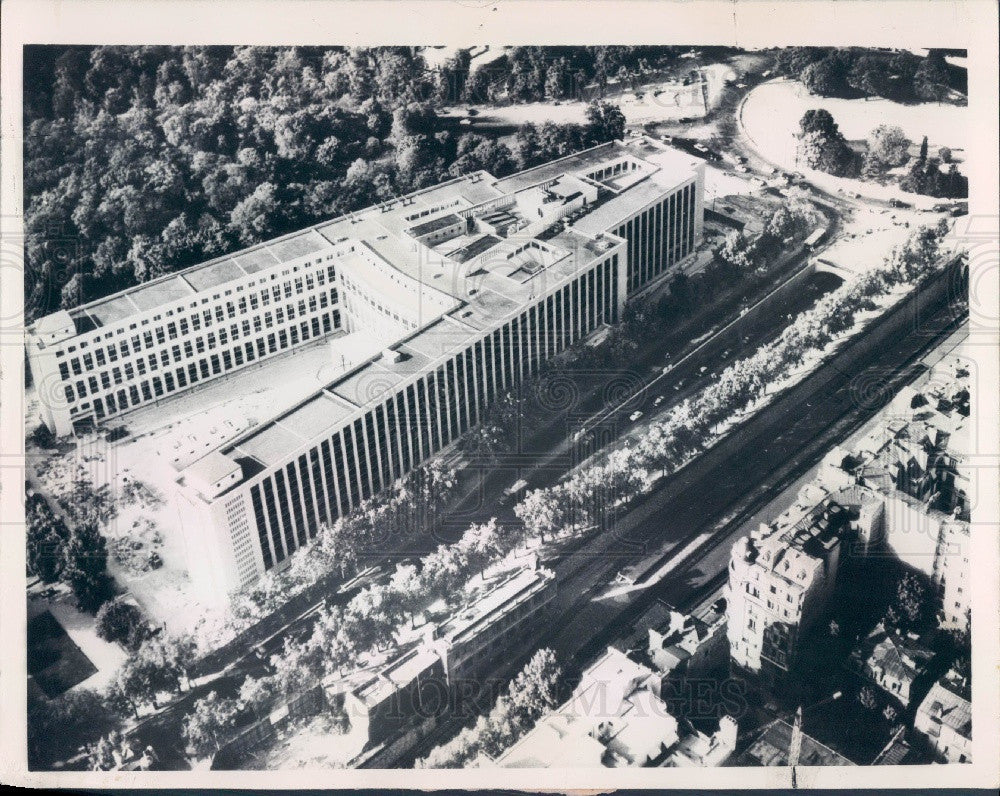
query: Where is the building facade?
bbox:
[26,230,347,437]
[726,500,848,682]
[143,138,700,603]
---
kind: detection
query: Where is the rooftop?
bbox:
[740,719,854,767]
[492,646,678,769]
[918,677,972,738]
[438,566,555,647]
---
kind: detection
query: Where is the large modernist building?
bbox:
[26,136,704,603]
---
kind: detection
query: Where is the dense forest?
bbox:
[23,45,637,320]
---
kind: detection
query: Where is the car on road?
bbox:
[662,365,672,375]
[699,365,709,374]
[572,428,588,442]
[653,395,665,406]
[629,410,644,422]
[889,197,912,208]
[501,478,528,504]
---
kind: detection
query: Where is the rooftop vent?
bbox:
[381,348,403,364]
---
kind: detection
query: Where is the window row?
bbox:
[244,254,619,570]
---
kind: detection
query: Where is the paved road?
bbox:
[402,302,965,765]
[543,304,965,670]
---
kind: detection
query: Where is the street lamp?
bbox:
[789,691,842,784]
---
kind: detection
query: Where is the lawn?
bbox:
[740,78,967,171]
[27,610,98,699]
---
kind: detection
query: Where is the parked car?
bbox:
[629,410,644,422]
[653,395,665,407]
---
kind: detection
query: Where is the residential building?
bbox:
[158,137,702,603]
[341,647,445,754]
[726,499,849,682]
[614,598,728,684]
[666,717,737,767]
[491,647,680,768]
[814,355,972,634]
[849,622,935,707]
[913,669,972,763]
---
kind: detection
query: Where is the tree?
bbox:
[938,146,952,163]
[159,632,199,689]
[796,109,858,177]
[847,56,889,98]
[800,54,848,97]
[96,597,149,649]
[867,125,911,168]
[26,501,68,583]
[919,135,929,162]
[61,521,116,613]
[417,648,561,768]
[886,573,928,631]
[714,230,756,274]
[238,675,281,720]
[858,685,878,711]
[774,47,828,78]
[913,51,950,101]
[584,100,626,145]
[508,647,561,717]
[87,729,133,771]
[515,488,568,543]
[28,688,121,769]
[183,691,241,759]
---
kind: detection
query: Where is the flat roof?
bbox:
[270,230,328,262]
[184,450,241,486]
[572,180,679,236]
[42,138,692,341]
[329,361,407,407]
[234,247,280,274]
[84,294,140,327]
[273,393,359,440]
[228,422,306,469]
[403,318,476,360]
[441,567,553,645]
[181,259,246,292]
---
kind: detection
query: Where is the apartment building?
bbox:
[814,355,972,634]
[156,138,702,603]
[726,499,849,682]
[490,646,681,768]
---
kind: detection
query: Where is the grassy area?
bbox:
[27,610,98,698]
